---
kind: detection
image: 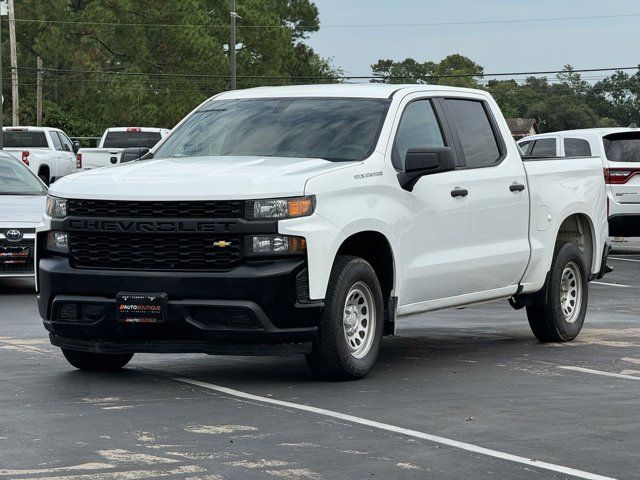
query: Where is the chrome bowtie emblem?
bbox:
[5,229,23,241]
[213,240,232,248]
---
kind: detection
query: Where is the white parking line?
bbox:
[592,281,635,288]
[175,378,617,480]
[609,256,640,263]
[558,366,640,381]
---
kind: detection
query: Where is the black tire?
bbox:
[38,173,50,186]
[61,349,134,371]
[526,242,589,342]
[306,256,384,380]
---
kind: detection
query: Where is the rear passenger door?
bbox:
[56,131,77,176]
[48,130,65,180]
[442,97,530,294]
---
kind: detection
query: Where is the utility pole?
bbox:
[36,57,43,126]
[0,1,6,149]
[230,0,237,90]
[7,0,17,126]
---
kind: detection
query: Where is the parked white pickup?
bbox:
[2,126,77,185]
[78,127,170,170]
[519,127,640,237]
[39,84,610,379]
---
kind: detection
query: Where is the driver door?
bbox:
[394,97,473,307]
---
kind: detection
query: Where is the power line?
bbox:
[11,12,640,29]
[18,64,640,80]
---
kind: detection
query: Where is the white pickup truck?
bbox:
[519,127,640,237]
[37,85,609,380]
[77,127,170,170]
[3,127,78,185]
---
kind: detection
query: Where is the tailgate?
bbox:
[80,148,122,170]
[604,132,640,204]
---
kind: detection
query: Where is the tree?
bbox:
[371,54,483,88]
[7,0,339,135]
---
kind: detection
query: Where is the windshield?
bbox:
[604,132,640,163]
[154,97,391,161]
[0,156,47,195]
[3,130,49,148]
[103,131,163,149]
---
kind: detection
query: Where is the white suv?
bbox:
[519,127,640,236]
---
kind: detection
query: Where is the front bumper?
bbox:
[38,256,323,353]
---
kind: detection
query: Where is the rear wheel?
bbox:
[61,349,133,371]
[38,174,49,185]
[526,242,588,342]
[306,256,384,380]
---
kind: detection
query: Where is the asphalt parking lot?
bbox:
[1,253,639,480]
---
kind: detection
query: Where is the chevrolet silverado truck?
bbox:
[36,85,610,380]
[3,127,78,185]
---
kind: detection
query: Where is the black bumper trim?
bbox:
[608,214,640,237]
[38,256,324,347]
[49,334,312,356]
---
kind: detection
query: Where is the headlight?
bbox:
[246,235,306,256]
[46,197,68,218]
[46,231,69,254]
[246,196,314,220]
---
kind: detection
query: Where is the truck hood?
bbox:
[50,156,356,200]
[0,195,46,226]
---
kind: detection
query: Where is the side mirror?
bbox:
[398,147,456,191]
[120,147,151,163]
[72,141,81,154]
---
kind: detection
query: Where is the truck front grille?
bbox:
[67,199,244,219]
[0,239,34,274]
[69,233,243,271]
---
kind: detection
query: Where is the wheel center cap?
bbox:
[344,305,358,334]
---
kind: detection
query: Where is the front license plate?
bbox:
[116,293,167,324]
[0,246,30,265]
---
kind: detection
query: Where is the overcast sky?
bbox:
[307,0,640,80]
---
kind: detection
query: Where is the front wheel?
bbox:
[306,256,384,380]
[526,242,588,342]
[62,349,134,371]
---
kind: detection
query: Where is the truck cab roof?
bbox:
[214,83,491,100]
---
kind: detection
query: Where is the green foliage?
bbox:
[372,54,483,88]
[373,57,640,132]
[4,0,338,136]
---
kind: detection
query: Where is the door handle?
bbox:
[451,187,469,198]
[510,182,526,192]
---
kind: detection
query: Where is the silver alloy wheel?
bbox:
[560,261,582,324]
[342,281,376,359]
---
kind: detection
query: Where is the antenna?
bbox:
[629,123,638,128]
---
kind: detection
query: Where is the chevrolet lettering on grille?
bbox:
[66,219,235,233]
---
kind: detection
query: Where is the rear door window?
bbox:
[604,132,640,163]
[103,131,163,149]
[444,99,501,168]
[564,138,592,157]
[3,131,49,148]
[50,132,63,151]
[529,138,557,156]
